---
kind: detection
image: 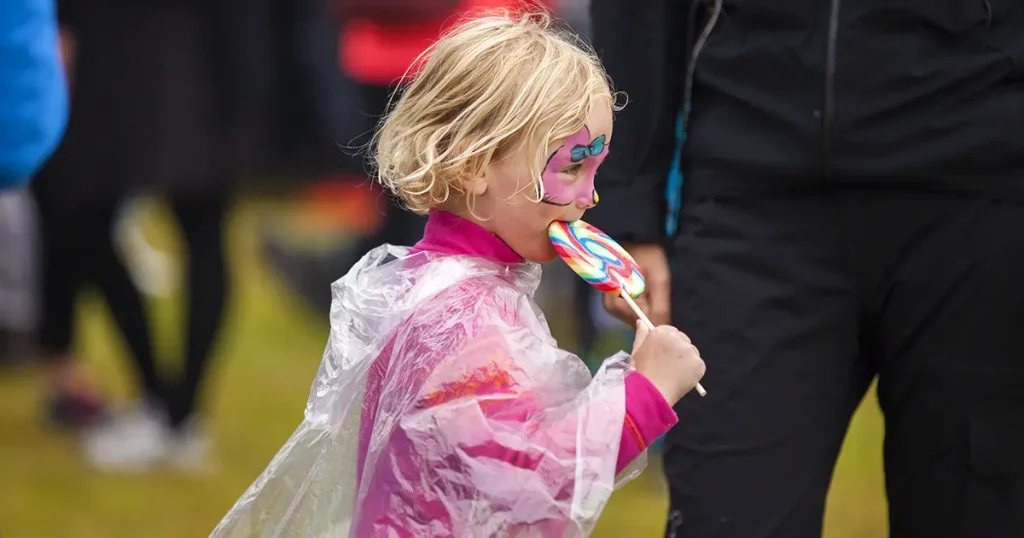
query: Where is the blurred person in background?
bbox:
[30,0,247,471]
[0,0,66,363]
[590,0,1024,537]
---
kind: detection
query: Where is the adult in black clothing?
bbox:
[33,0,246,470]
[588,1,1024,537]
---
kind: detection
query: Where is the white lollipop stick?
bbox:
[618,290,654,329]
[618,286,708,398]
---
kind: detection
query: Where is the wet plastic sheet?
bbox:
[212,245,641,537]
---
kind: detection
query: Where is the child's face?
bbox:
[479,100,614,263]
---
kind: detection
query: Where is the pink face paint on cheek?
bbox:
[576,151,607,206]
[540,127,609,206]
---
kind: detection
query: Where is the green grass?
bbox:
[0,198,887,537]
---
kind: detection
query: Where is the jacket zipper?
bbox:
[823,0,841,180]
[683,0,723,122]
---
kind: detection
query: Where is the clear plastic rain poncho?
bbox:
[211,245,645,538]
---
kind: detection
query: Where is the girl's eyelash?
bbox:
[562,164,583,174]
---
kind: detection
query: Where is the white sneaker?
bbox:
[164,418,213,473]
[81,406,168,472]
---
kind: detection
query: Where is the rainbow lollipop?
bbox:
[549,219,646,299]
[549,219,707,397]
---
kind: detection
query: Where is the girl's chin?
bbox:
[523,241,559,264]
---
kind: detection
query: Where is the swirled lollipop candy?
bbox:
[548,219,646,299]
[549,219,707,397]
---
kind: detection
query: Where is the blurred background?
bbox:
[0,0,886,536]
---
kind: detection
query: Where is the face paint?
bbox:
[540,126,608,207]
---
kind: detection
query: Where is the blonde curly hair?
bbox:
[372,9,618,214]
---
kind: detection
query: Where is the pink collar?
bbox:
[411,211,524,264]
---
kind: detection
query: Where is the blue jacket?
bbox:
[0,0,67,190]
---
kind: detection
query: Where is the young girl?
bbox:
[213,11,705,537]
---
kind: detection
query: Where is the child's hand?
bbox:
[631,322,706,405]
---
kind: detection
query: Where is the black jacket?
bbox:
[588,0,1024,244]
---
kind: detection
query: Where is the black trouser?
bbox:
[162,194,229,427]
[34,188,229,429]
[34,194,162,402]
[664,188,1024,538]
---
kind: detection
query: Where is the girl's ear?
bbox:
[467,170,489,197]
